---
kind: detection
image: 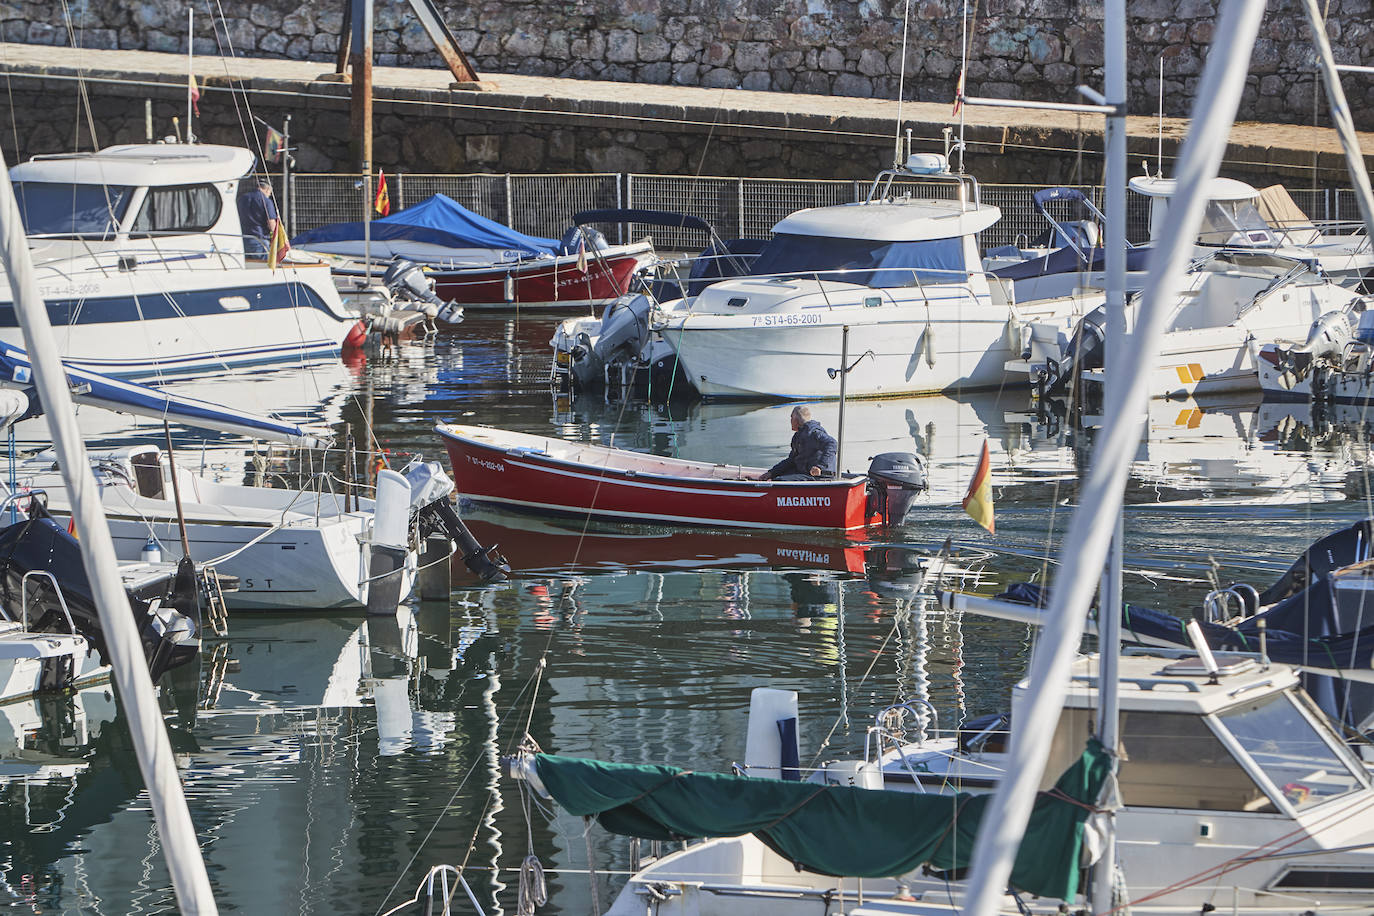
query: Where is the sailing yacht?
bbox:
[7,142,362,378]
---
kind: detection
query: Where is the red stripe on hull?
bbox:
[431,251,646,308]
[439,428,870,530]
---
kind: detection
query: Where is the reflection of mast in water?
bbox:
[480,652,506,916]
[893,597,934,741]
[943,601,968,731]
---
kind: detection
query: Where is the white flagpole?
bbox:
[186,10,193,141]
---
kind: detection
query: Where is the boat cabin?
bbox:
[9,143,257,264]
[1039,648,1367,816]
[1130,174,1277,249]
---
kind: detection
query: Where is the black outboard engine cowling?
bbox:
[866,453,928,526]
[1045,304,1108,396]
[381,258,463,324]
[0,501,200,681]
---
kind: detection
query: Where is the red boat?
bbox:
[291,194,656,310]
[428,242,653,308]
[435,424,927,531]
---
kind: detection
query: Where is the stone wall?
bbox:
[5,0,1371,129]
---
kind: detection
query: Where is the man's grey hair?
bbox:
[257,176,273,191]
[791,405,811,422]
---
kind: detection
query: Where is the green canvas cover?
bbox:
[534,739,1109,901]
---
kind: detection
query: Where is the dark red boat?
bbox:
[427,243,653,308]
[435,424,927,531]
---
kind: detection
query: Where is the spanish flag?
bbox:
[268,221,290,271]
[962,439,994,534]
[374,170,390,217]
[189,74,201,117]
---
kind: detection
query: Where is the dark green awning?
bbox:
[534,738,1109,901]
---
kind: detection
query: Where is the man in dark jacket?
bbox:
[237,177,279,258]
[759,406,838,480]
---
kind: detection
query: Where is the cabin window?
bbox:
[13,181,133,239]
[1115,710,1276,812]
[129,184,222,237]
[748,233,968,289]
[1216,693,1364,810]
[130,451,164,499]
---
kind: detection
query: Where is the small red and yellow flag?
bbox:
[962,439,994,534]
[374,169,390,217]
[189,74,201,117]
[268,221,290,271]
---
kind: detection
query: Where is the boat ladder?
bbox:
[198,566,231,638]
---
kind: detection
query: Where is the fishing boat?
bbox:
[647,155,1092,400]
[291,194,655,309]
[9,142,364,379]
[434,423,927,530]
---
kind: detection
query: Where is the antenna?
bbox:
[893,0,913,168]
[1157,56,1164,176]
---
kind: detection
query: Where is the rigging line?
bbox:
[56,0,102,153]
[203,0,263,162]
[370,641,554,916]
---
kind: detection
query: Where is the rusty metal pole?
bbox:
[348,0,373,172]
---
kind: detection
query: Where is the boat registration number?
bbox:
[751,313,822,327]
[467,454,505,473]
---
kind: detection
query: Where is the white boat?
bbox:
[7,143,363,379]
[648,157,1093,399]
[567,647,1374,916]
[1131,172,1374,289]
[1013,251,1361,399]
[0,617,105,704]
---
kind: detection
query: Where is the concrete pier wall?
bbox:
[4,0,1370,130]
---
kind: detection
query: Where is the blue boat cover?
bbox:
[291,194,559,258]
[991,244,1153,280]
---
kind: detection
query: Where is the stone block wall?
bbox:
[3,0,1370,128]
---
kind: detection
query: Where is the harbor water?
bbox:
[1,313,1368,913]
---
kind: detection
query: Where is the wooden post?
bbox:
[348,0,373,172]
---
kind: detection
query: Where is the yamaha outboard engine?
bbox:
[1044,304,1108,396]
[592,293,654,365]
[559,225,609,255]
[1269,308,1357,386]
[404,460,510,584]
[382,258,464,324]
[865,453,928,526]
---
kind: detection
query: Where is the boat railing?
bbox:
[19,569,79,635]
[27,229,260,274]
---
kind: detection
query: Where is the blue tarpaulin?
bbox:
[748,234,967,288]
[291,194,559,257]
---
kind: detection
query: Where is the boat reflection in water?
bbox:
[558,388,1374,510]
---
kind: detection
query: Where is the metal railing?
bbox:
[281,172,1354,253]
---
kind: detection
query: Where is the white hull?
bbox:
[4,259,357,379]
[0,625,106,703]
[666,296,1090,399]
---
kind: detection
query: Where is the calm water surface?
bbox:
[2,315,1372,913]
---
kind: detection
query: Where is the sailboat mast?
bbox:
[0,154,218,911]
[959,1,1267,913]
[1091,0,1128,904]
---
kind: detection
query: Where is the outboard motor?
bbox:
[865,453,928,526]
[404,460,510,584]
[1275,309,1357,385]
[1044,304,1108,396]
[365,469,413,615]
[382,258,464,324]
[559,225,610,256]
[591,293,655,364]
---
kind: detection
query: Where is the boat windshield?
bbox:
[1196,199,1275,247]
[13,181,134,240]
[748,233,968,288]
[1216,691,1365,811]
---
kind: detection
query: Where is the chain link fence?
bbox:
[282,172,1352,251]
